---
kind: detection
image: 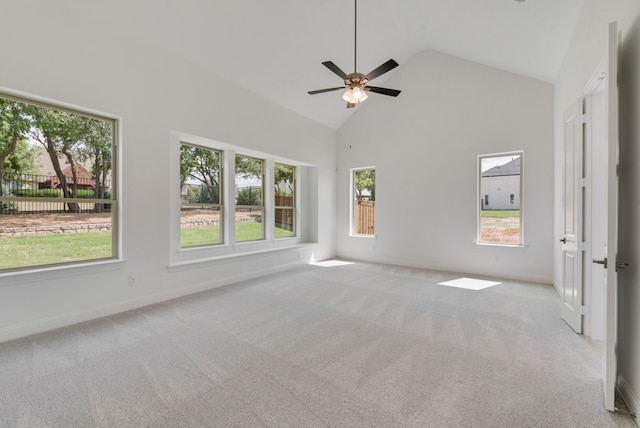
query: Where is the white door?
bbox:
[601,21,621,413]
[561,99,585,333]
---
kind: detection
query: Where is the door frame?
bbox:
[582,60,608,340]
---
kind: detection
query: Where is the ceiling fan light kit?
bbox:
[308,0,401,108]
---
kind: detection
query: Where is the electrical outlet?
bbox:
[128,276,136,286]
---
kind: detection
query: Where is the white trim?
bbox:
[0,260,126,287]
[336,254,552,284]
[618,376,640,426]
[349,166,376,237]
[0,257,307,344]
[0,87,123,275]
[477,151,524,246]
[170,130,312,266]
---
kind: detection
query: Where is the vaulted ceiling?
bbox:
[70,0,584,129]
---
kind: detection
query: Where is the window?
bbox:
[351,167,375,236]
[171,132,307,264]
[235,155,264,242]
[0,93,118,271]
[180,144,222,247]
[478,152,522,245]
[274,163,295,238]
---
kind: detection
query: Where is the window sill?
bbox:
[476,242,525,248]
[168,241,316,273]
[349,234,376,239]
[0,259,126,287]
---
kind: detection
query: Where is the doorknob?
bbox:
[616,261,631,271]
[593,258,608,269]
[559,238,567,244]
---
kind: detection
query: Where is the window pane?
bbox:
[180,144,222,247]
[352,168,375,236]
[180,205,221,247]
[275,163,295,238]
[479,153,522,245]
[235,156,263,242]
[0,94,116,271]
[0,203,112,270]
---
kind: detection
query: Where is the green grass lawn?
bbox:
[181,221,294,247]
[0,222,295,270]
[480,209,520,218]
[0,232,112,270]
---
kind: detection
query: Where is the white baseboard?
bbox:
[338,253,553,285]
[618,375,640,427]
[0,260,303,344]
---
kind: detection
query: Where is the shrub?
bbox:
[11,188,111,199]
[236,187,262,206]
[12,189,61,198]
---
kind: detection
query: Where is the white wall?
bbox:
[0,1,336,341]
[553,0,640,416]
[336,50,554,283]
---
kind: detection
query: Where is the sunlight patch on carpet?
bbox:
[311,260,355,268]
[438,277,501,291]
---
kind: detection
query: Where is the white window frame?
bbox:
[274,163,297,239]
[234,154,265,243]
[349,166,376,237]
[477,151,524,247]
[0,89,121,274]
[179,142,224,248]
[169,131,307,268]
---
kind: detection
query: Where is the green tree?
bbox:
[180,145,221,204]
[236,187,262,206]
[235,156,262,179]
[274,164,294,194]
[29,106,86,213]
[355,169,375,201]
[77,117,112,212]
[0,99,33,199]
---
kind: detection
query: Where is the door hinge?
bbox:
[593,257,608,269]
[582,114,591,123]
[581,305,588,315]
[580,178,589,187]
[616,260,631,272]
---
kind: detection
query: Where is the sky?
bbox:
[480,154,520,172]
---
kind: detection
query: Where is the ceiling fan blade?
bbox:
[308,87,345,95]
[322,61,348,79]
[346,102,356,109]
[365,86,401,97]
[365,59,399,81]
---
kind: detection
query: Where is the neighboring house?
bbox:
[480,157,521,210]
[34,146,111,191]
[38,164,96,190]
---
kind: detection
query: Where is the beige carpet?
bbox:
[0,261,636,427]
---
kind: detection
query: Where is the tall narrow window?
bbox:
[179,144,222,247]
[478,152,522,245]
[0,93,118,271]
[274,163,295,238]
[235,155,264,242]
[351,167,375,236]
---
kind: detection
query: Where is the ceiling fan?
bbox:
[307,0,401,108]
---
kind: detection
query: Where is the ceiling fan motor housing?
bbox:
[345,73,367,88]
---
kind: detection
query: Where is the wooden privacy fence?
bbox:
[354,200,375,235]
[275,194,294,231]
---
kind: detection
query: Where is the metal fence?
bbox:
[1,173,112,214]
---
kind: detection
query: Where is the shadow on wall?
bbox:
[618,11,640,405]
